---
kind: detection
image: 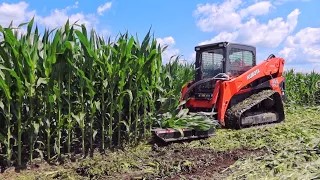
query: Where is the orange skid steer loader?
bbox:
[152,42,286,142]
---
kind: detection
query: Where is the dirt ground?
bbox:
[167,148,265,180]
[135,145,266,180]
[107,141,267,180]
[0,143,266,180]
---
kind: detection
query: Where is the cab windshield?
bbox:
[201,48,225,79]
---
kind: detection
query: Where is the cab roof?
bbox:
[195,42,256,51]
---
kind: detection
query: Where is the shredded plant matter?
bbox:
[157,107,219,132]
[2,106,320,180]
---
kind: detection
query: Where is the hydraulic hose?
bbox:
[182,73,230,100]
[267,54,276,59]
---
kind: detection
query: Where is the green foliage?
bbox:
[0,19,193,167]
[284,69,320,106]
[157,108,218,132]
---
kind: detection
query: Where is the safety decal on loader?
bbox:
[247,69,260,80]
[271,79,279,87]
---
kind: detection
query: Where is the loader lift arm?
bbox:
[217,56,285,126]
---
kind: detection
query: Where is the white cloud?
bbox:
[194,0,242,32]
[37,1,98,30]
[196,0,301,49]
[237,9,300,48]
[65,1,79,10]
[0,1,100,30]
[191,52,196,62]
[156,36,180,64]
[284,63,320,73]
[39,11,97,30]
[194,0,273,32]
[0,1,36,28]
[157,36,175,47]
[97,2,112,16]
[279,27,320,65]
[100,29,111,37]
[199,31,238,45]
[273,0,311,5]
[240,1,273,18]
[0,1,112,42]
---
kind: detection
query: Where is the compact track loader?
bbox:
[152,42,286,142]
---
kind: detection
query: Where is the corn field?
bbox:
[0,19,194,167]
[284,70,320,106]
[0,18,319,169]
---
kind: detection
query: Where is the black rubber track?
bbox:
[224,89,285,129]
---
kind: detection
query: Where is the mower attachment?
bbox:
[151,127,215,142]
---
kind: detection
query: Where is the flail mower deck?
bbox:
[151,127,215,142]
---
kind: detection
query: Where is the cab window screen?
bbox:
[228,48,254,76]
[201,49,224,78]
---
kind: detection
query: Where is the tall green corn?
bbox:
[284,69,320,106]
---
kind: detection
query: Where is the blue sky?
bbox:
[0,0,319,72]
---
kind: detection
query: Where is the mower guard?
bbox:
[151,127,215,142]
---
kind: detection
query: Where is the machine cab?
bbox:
[193,42,256,96]
[195,42,256,81]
